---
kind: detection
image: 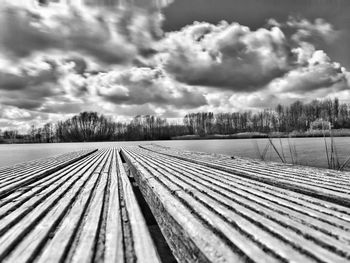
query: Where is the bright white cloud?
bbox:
[0,106,31,120]
[156,21,293,91]
[287,17,339,44]
[151,19,349,112]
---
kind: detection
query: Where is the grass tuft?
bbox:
[254,130,350,171]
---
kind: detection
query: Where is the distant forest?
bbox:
[1,98,350,143]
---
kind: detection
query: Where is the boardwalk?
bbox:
[0,145,350,263]
[0,149,160,263]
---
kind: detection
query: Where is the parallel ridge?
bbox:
[0,149,97,199]
[121,145,350,263]
[0,148,160,263]
[0,149,94,176]
[140,144,350,207]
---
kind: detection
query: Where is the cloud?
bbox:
[0,59,61,91]
[0,59,63,109]
[0,55,89,111]
[1,1,350,133]
[0,0,196,130]
[286,17,339,44]
[158,18,346,95]
[0,1,164,64]
[222,44,350,110]
[0,104,67,133]
[84,67,208,108]
[154,19,349,110]
[220,46,350,110]
[157,21,294,91]
[0,53,208,120]
[0,105,31,120]
[265,44,349,99]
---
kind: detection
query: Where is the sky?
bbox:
[1,0,350,132]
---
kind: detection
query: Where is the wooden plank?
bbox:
[0,150,102,219]
[122,145,350,263]
[137,148,350,231]
[102,148,124,263]
[137,146,350,215]
[116,149,161,263]
[0,149,94,179]
[140,145,350,207]
[0,148,163,263]
[3,144,349,263]
[141,144,350,185]
[122,147,250,263]
[0,150,109,262]
[127,150,281,263]
[67,151,113,263]
[0,149,97,199]
[0,150,107,234]
[35,150,111,263]
[128,148,348,260]
[146,156,350,260]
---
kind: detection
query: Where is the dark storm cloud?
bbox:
[0,60,61,91]
[0,57,70,110]
[0,97,43,110]
[0,86,61,110]
[0,3,162,64]
[0,72,28,91]
[0,9,56,58]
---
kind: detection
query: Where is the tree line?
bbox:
[183,98,350,135]
[1,98,350,143]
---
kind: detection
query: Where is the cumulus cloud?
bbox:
[0,57,67,109]
[216,44,350,110]
[157,21,294,91]
[154,19,349,109]
[286,17,339,44]
[0,54,207,120]
[271,49,348,94]
[0,54,98,113]
[1,0,350,132]
[0,59,61,90]
[82,67,207,108]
